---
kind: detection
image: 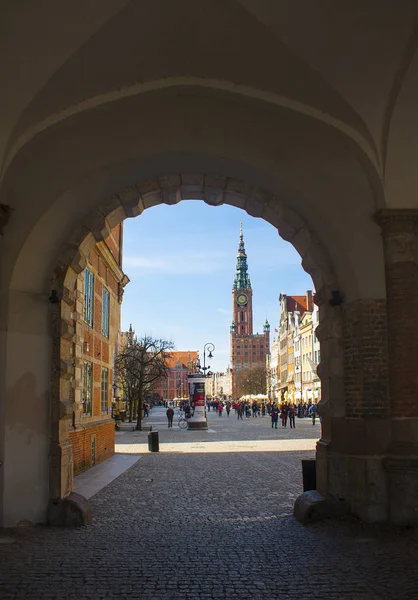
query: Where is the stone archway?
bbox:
[48,174,343,523]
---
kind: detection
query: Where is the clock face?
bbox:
[236,293,248,305]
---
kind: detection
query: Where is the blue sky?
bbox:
[121,201,313,371]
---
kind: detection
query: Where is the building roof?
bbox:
[165,350,198,369]
[287,295,308,313]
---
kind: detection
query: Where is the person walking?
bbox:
[288,404,296,429]
[281,402,288,428]
[270,404,279,429]
[237,403,243,420]
[309,403,317,425]
[218,401,224,417]
[226,401,231,417]
[166,406,174,428]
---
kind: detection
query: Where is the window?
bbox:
[83,268,94,326]
[101,368,109,414]
[102,288,110,337]
[82,362,93,416]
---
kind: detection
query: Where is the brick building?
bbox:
[153,351,199,402]
[230,224,270,398]
[69,224,129,475]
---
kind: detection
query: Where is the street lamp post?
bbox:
[202,342,215,376]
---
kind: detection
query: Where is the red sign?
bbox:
[193,382,205,407]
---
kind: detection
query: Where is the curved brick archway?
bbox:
[50,174,344,516]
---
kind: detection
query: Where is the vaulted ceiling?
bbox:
[1,1,417,299]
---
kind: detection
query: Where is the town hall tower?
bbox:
[230,223,270,398]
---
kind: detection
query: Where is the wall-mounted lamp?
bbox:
[49,290,59,304]
[329,290,343,307]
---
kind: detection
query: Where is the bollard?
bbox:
[301,459,316,492]
[148,430,159,452]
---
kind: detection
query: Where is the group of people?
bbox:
[268,401,317,428]
[226,399,319,428]
[206,399,232,417]
[164,397,318,428]
[207,398,318,427]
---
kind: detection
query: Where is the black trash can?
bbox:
[148,430,159,452]
[301,459,316,492]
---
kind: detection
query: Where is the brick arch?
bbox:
[50,174,344,509]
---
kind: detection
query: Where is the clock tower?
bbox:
[230,223,270,399]
[232,222,253,335]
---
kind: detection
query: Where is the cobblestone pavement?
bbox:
[1,407,418,599]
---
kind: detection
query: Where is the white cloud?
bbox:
[124,251,228,275]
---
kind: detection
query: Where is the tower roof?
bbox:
[233,222,251,290]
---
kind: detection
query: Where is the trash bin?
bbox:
[301,459,316,492]
[148,430,159,453]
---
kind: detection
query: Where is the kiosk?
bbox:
[187,374,208,430]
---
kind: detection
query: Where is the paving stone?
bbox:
[0,408,417,599]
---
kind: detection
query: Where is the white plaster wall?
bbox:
[1,290,50,526]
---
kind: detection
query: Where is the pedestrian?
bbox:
[288,404,296,429]
[309,403,317,425]
[237,404,243,420]
[252,401,258,418]
[226,401,231,417]
[281,402,288,427]
[270,404,279,429]
[166,406,174,428]
[218,401,223,417]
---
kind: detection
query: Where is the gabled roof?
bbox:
[165,350,198,369]
[287,295,308,314]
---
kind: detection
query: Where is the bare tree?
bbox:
[235,363,267,398]
[116,334,174,430]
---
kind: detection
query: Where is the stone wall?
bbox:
[343,299,389,418]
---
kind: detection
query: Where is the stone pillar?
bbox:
[376,209,418,524]
[49,295,74,504]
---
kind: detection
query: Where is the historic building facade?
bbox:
[153,351,198,402]
[230,224,270,398]
[68,224,128,475]
[277,291,321,403]
[206,369,232,399]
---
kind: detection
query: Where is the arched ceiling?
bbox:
[1,0,417,302]
[0,0,417,187]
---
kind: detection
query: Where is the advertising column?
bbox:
[187,374,208,430]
